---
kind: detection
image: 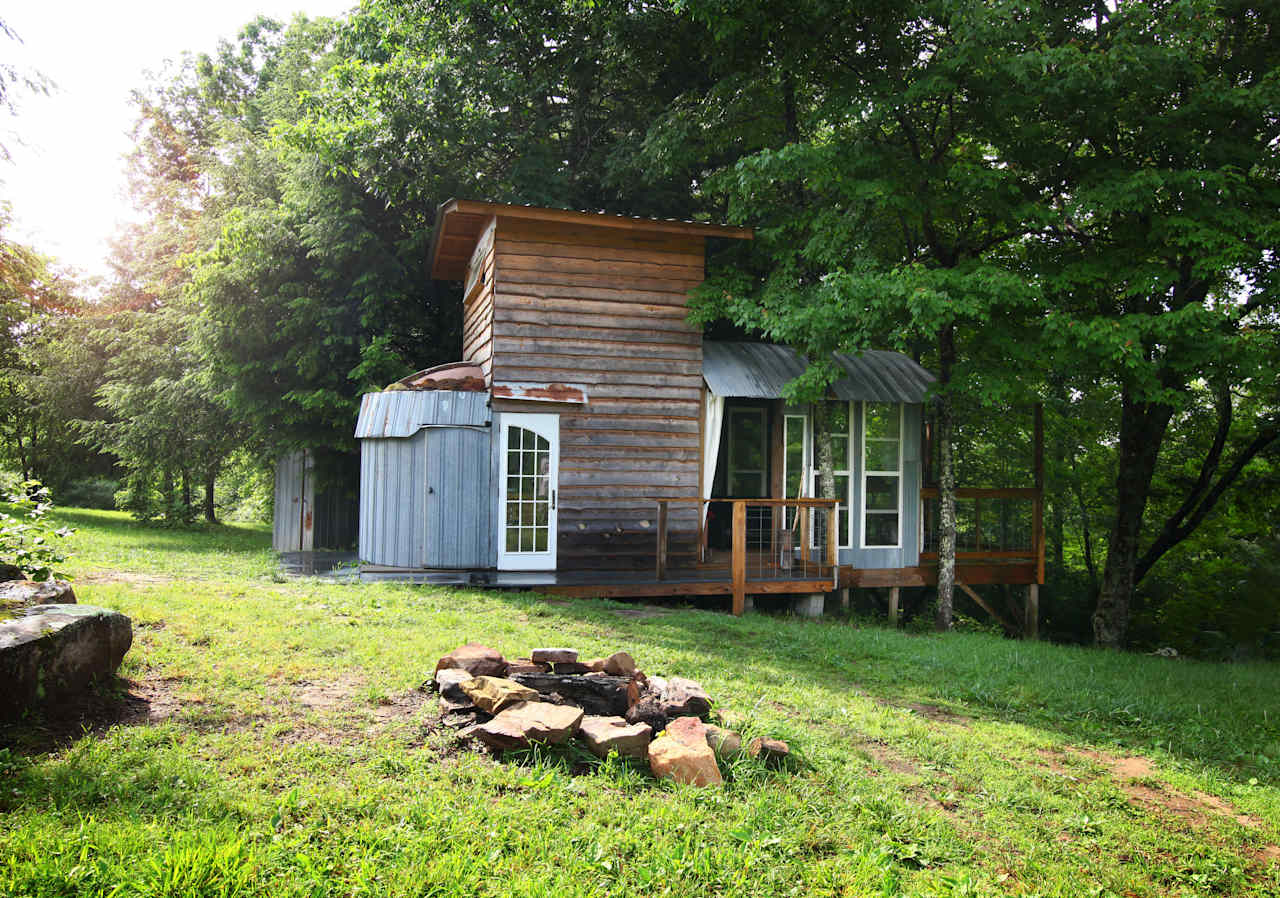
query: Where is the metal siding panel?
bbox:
[703,342,936,404]
[273,452,304,552]
[355,390,491,438]
[424,426,493,568]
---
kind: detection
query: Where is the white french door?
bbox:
[498,413,559,570]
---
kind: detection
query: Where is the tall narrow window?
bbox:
[726,407,767,496]
[783,414,807,529]
[862,402,902,547]
[809,401,852,548]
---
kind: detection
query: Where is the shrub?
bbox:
[0,480,74,580]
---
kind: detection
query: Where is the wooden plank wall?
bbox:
[461,217,497,381]
[488,217,707,569]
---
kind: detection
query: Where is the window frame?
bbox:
[805,401,853,550]
[860,401,904,549]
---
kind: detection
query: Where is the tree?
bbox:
[988,0,1280,647]
[671,0,1045,629]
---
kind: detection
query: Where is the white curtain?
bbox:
[701,393,725,519]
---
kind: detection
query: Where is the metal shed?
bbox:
[273,449,358,552]
[355,390,493,570]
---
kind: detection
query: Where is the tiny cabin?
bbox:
[355,200,1044,613]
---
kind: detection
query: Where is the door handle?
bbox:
[551,489,556,510]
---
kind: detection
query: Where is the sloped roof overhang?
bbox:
[702,341,936,404]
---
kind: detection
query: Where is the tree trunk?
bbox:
[811,400,837,554]
[935,323,957,632]
[936,392,957,630]
[1092,389,1173,648]
[161,467,175,514]
[203,468,217,523]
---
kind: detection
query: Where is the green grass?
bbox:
[1,508,1278,896]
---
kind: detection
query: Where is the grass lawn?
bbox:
[2,507,1279,897]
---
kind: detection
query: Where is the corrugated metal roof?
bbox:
[355,390,491,439]
[702,342,936,403]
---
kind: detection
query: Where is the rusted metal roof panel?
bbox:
[702,341,936,403]
[355,390,490,439]
[490,382,589,404]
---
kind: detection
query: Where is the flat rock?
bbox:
[473,701,584,750]
[648,734,722,787]
[665,716,707,747]
[748,737,791,768]
[577,715,651,759]
[0,603,131,717]
[435,643,506,678]
[0,579,76,611]
[659,677,712,719]
[504,658,549,675]
[704,724,742,759]
[603,651,636,676]
[552,661,590,674]
[433,668,476,710]
[530,647,578,664]
[460,676,539,714]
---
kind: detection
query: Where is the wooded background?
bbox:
[1,0,1276,654]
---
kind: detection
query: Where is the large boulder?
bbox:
[0,579,77,613]
[469,701,584,751]
[648,729,723,787]
[577,715,651,760]
[460,676,539,714]
[434,643,506,678]
[0,603,132,716]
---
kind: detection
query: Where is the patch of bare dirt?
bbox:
[77,570,175,586]
[1059,746,1279,869]
[0,673,182,753]
[858,738,923,777]
[291,676,364,711]
[612,605,675,618]
[906,702,972,726]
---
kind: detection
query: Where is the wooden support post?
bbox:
[1034,403,1045,585]
[826,505,838,587]
[840,587,850,611]
[974,497,982,553]
[732,500,746,616]
[799,504,810,566]
[888,586,900,627]
[1025,583,1039,640]
[656,500,669,581]
[957,581,1017,634]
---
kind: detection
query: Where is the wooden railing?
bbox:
[655,498,840,615]
[919,486,1045,584]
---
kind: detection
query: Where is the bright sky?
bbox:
[3,1,352,283]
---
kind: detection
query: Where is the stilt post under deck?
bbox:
[1025,583,1039,640]
[731,500,746,616]
[888,586,900,627]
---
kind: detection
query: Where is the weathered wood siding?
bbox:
[460,217,497,381]
[488,217,706,569]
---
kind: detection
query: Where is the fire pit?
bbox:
[429,643,791,786]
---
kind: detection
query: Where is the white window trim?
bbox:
[805,402,853,550]
[860,401,904,549]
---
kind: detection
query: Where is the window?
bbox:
[809,401,852,549]
[726,407,767,496]
[783,414,807,529]
[862,402,902,547]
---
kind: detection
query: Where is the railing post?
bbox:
[732,501,746,616]
[826,503,838,588]
[656,500,669,581]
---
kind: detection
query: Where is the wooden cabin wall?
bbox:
[460,217,497,381]
[489,217,707,569]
